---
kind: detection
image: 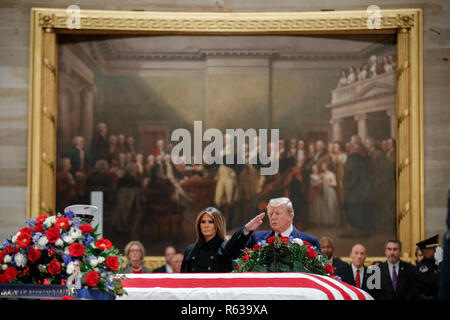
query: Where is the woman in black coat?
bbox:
[181,207,234,273]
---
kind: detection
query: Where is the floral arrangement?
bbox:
[0,211,126,297]
[233,235,334,277]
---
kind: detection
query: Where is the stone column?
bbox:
[355,113,368,142]
[386,109,396,139]
[330,117,342,142]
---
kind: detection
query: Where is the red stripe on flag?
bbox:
[307,274,353,300]
[309,275,366,300]
[122,277,336,300]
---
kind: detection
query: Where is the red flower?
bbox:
[303,241,311,247]
[33,223,44,233]
[17,232,32,248]
[280,236,290,244]
[28,247,41,263]
[79,224,93,234]
[306,247,318,259]
[0,273,7,283]
[55,217,70,230]
[19,227,33,235]
[36,214,48,224]
[5,245,18,255]
[68,243,85,257]
[0,251,5,264]
[252,244,260,251]
[242,253,250,261]
[4,266,18,281]
[105,256,120,271]
[267,236,276,246]
[85,270,99,287]
[324,263,334,274]
[46,227,60,243]
[48,260,62,276]
[95,238,112,250]
[235,264,239,270]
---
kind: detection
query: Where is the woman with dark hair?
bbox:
[180,207,234,273]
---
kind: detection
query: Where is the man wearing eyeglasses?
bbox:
[226,197,321,259]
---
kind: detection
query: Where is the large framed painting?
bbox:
[28,8,424,259]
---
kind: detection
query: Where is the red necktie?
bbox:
[355,269,361,288]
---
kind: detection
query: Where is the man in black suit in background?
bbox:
[340,244,372,293]
[372,239,417,300]
[152,246,176,273]
[319,237,351,280]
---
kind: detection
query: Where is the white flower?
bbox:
[63,235,74,244]
[97,257,105,264]
[38,264,47,273]
[43,216,56,228]
[69,228,82,240]
[2,264,7,271]
[66,261,75,274]
[292,238,304,246]
[11,233,19,243]
[14,252,27,268]
[55,239,64,247]
[94,267,99,272]
[90,259,98,267]
[36,236,49,249]
[3,254,11,264]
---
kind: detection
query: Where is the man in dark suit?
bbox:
[340,244,372,293]
[372,239,417,300]
[319,236,351,280]
[152,246,176,273]
[226,197,320,259]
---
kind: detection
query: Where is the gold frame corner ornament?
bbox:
[28,8,424,257]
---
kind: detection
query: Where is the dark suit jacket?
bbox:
[152,264,169,273]
[226,225,321,260]
[332,257,351,280]
[340,264,372,293]
[372,261,417,300]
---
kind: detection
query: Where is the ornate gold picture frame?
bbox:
[28,8,423,258]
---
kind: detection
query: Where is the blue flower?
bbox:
[65,210,74,219]
[72,216,81,228]
[84,234,94,247]
[63,254,73,265]
[25,218,36,228]
[32,232,43,244]
[3,239,11,248]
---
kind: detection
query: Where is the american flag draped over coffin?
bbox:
[117,272,373,300]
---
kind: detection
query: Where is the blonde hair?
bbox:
[194,207,226,242]
[124,241,146,263]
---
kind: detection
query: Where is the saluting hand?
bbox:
[244,212,266,233]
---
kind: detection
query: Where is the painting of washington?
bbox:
[56,33,397,256]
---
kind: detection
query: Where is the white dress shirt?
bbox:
[351,264,364,286]
[387,260,400,280]
[276,224,293,237]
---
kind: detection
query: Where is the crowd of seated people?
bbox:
[336,54,396,88]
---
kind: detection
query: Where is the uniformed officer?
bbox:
[415,235,440,300]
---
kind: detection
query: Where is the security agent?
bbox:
[415,235,441,300]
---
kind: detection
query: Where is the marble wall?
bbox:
[0,0,449,248]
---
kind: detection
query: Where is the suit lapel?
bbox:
[381,262,396,293]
